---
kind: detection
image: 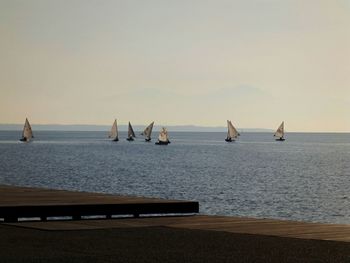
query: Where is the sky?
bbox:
[0,0,349,132]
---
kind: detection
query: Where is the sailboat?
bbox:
[225,120,239,142]
[141,121,154,142]
[274,121,285,141]
[126,122,136,141]
[19,118,33,142]
[155,127,170,145]
[108,119,119,141]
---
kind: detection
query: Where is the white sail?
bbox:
[231,122,240,137]
[22,118,33,141]
[128,122,136,138]
[109,119,118,140]
[274,121,284,138]
[142,121,154,140]
[227,120,238,139]
[158,127,169,142]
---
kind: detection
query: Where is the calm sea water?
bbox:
[0,131,350,224]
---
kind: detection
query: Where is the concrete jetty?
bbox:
[0,185,199,222]
[1,185,350,262]
[1,184,350,242]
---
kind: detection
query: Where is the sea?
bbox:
[0,131,349,224]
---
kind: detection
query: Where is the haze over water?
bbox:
[1,131,349,224]
[1,1,349,132]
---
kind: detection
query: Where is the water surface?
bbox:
[0,131,349,224]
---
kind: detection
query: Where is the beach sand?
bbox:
[1,224,349,263]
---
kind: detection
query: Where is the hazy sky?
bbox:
[0,0,349,131]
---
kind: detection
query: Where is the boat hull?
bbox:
[155,140,170,145]
[275,138,285,141]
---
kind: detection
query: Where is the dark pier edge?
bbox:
[0,185,199,223]
[1,203,199,223]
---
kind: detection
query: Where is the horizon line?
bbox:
[0,123,349,133]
